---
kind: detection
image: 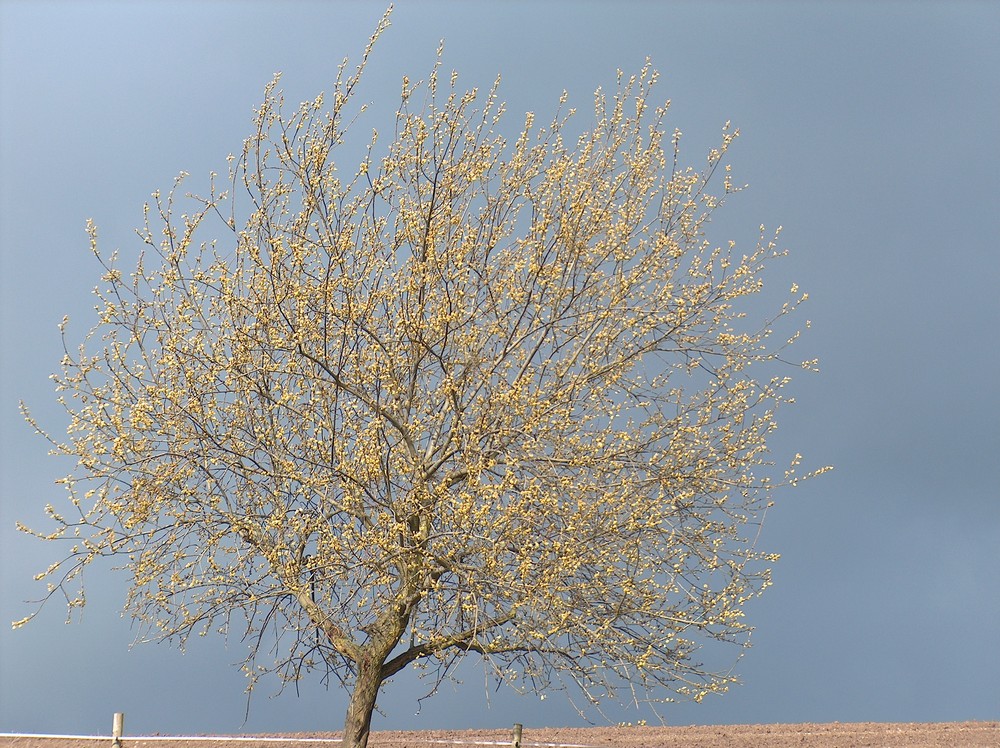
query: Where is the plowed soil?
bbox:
[2,722,998,748]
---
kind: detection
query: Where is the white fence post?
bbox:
[512,723,522,748]
[112,712,124,748]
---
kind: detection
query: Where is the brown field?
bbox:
[2,722,998,748]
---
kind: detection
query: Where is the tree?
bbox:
[18,15,821,748]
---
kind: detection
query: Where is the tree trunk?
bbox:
[343,657,384,748]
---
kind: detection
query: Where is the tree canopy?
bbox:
[18,15,821,748]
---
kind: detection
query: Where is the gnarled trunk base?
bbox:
[343,660,384,748]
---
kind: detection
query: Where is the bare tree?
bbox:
[18,14,823,748]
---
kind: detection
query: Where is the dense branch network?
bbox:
[18,16,823,747]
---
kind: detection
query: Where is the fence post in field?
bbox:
[112,712,124,748]
[512,723,523,748]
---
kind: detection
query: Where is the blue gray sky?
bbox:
[1,0,998,737]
